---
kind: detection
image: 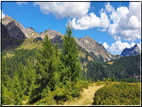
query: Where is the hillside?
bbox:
[104,54,140,81]
[75,36,120,62]
[2,15,120,63]
[1,15,141,106]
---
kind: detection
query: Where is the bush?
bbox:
[93,82,140,105]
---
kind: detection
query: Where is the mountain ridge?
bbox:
[2,15,121,62]
[121,44,140,56]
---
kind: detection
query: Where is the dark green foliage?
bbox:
[62,22,82,83]
[81,54,140,82]
[29,35,55,102]
[2,56,12,90]
[1,56,14,105]
[2,22,86,105]
[5,49,36,78]
[84,61,107,81]
[93,82,140,105]
[104,55,140,81]
[13,70,22,105]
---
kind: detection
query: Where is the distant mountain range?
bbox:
[1,15,141,82]
[2,15,140,63]
[121,44,140,56]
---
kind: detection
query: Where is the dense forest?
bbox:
[2,23,90,105]
[93,82,140,105]
[104,55,140,82]
[81,54,140,82]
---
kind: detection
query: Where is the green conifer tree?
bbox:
[29,35,61,102]
[18,62,27,96]
[1,56,13,104]
[25,57,36,96]
[13,70,22,105]
[62,21,82,84]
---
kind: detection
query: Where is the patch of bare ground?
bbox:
[64,82,105,105]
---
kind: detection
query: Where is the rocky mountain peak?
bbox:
[25,27,39,38]
[26,27,36,34]
[133,44,138,49]
[2,15,13,25]
[121,44,140,56]
[76,35,119,62]
[48,28,51,31]
[2,15,29,40]
[40,28,63,39]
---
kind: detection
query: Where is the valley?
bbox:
[1,15,141,106]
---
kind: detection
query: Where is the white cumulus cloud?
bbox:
[106,2,114,13]
[0,10,5,19]
[103,42,109,49]
[108,41,141,53]
[103,41,141,53]
[109,41,131,52]
[107,2,141,41]
[34,2,90,19]
[71,11,110,30]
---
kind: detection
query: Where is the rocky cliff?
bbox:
[121,44,140,56]
[75,35,120,62]
[2,15,29,40]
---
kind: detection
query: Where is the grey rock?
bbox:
[2,15,29,40]
[2,15,13,25]
[40,28,63,40]
[121,44,140,56]
[75,35,120,62]
[26,27,39,38]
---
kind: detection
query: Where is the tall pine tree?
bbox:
[13,70,22,105]
[29,35,62,103]
[62,21,82,84]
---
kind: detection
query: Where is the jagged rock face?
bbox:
[75,35,119,62]
[40,28,63,40]
[26,27,35,34]
[26,27,39,38]
[1,23,21,51]
[39,28,64,48]
[121,44,140,56]
[2,15,29,40]
[1,24,10,39]
[1,15,13,25]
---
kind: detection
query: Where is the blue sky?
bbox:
[1,2,141,55]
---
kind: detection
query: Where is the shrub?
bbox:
[93,82,140,105]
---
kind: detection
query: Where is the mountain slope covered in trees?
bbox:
[2,22,91,105]
[1,16,141,105]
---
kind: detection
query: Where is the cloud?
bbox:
[103,42,109,49]
[0,10,5,19]
[107,2,141,41]
[71,11,110,30]
[16,2,27,6]
[106,2,114,13]
[103,41,141,53]
[34,2,90,19]
[109,41,131,52]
